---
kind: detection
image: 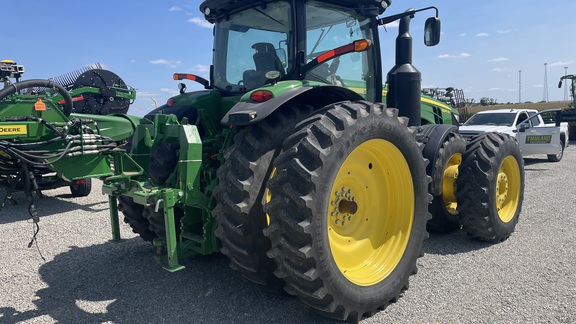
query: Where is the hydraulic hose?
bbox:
[0,79,73,116]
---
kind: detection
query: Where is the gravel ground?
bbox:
[0,142,575,324]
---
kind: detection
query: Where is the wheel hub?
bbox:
[441,153,461,215]
[496,172,509,208]
[329,187,358,228]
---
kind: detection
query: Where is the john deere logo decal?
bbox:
[525,135,552,144]
[0,125,27,136]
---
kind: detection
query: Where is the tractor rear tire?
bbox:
[457,133,524,242]
[263,101,430,322]
[427,134,466,233]
[212,105,312,292]
[117,196,157,242]
[70,178,92,197]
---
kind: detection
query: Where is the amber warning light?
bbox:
[174,73,198,81]
[317,39,372,64]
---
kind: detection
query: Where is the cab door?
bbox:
[516,111,562,156]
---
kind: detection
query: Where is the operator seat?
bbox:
[243,42,284,89]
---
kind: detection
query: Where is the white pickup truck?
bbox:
[459,109,569,162]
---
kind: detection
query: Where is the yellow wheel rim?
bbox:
[328,139,414,286]
[441,153,462,215]
[264,168,277,226]
[496,156,521,223]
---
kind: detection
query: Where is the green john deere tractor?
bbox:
[0,1,525,322]
[559,74,576,140]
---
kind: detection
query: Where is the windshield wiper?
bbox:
[310,26,333,56]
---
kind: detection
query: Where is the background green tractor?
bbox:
[559,74,576,140]
[0,0,525,322]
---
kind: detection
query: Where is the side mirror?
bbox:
[424,17,441,46]
[518,124,527,132]
[558,80,563,88]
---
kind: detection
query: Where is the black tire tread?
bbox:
[263,101,430,322]
[70,178,92,197]
[457,132,524,242]
[148,142,180,186]
[117,196,157,242]
[427,134,466,233]
[212,105,312,291]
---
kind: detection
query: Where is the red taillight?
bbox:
[166,98,175,107]
[250,90,273,102]
[58,95,84,105]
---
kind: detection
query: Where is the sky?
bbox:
[2,1,576,117]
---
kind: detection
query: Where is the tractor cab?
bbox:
[152,0,442,127]
[200,0,389,101]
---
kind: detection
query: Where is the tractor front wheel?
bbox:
[264,101,430,322]
[457,133,524,242]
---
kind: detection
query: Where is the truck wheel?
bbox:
[70,178,92,197]
[212,105,312,291]
[547,138,564,162]
[427,134,466,233]
[264,101,430,322]
[117,196,157,242]
[457,133,524,242]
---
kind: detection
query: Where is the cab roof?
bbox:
[200,0,391,23]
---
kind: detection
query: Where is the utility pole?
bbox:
[519,70,522,103]
[564,66,569,101]
[543,63,548,102]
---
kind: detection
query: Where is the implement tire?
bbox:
[117,196,157,242]
[264,101,430,322]
[457,133,524,242]
[427,134,466,233]
[70,178,92,197]
[212,105,312,291]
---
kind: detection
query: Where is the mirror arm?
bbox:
[378,6,438,26]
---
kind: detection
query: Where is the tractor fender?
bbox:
[221,85,363,126]
[420,124,460,195]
